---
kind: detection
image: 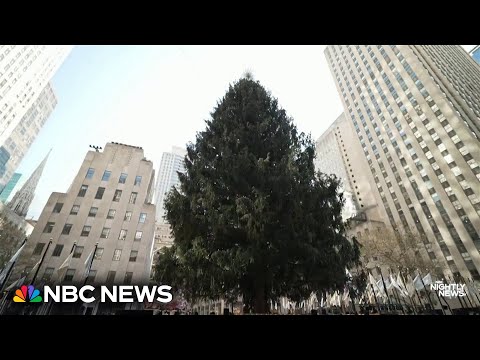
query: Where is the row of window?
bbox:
[43,221,143,241]
[38,267,134,284]
[78,185,138,203]
[85,168,142,186]
[32,242,139,263]
[53,202,147,222]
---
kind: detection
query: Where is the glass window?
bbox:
[124,272,133,285]
[113,249,122,261]
[134,231,143,241]
[106,271,116,284]
[64,269,75,282]
[94,247,104,260]
[102,170,111,181]
[81,225,91,237]
[95,187,105,199]
[78,185,88,197]
[113,190,122,202]
[129,250,138,262]
[32,243,45,256]
[129,192,138,204]
[118,229,128,241]
[70,205,80,215]
[88,207,98,217]
[118,173,128,184]
[85,168,95,179]
[139,213,147,223]
[62,224,73,235]
[52,244,64,257]
[134,176,142,186]
[107,209,116,219]
[100,227,111,239]
[86,270,97,284]
[42,267,54,282]
[124,211,132,221]
[43,222,55,233]
[53,203,63,213]
[73,246,84,258]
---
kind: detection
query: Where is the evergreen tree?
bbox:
[0,209,26,270]
[154,77,360,313]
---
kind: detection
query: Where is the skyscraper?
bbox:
[470,45,480,65]
[154,146,186,223]
[0,83,57,190]
[9,143,156,313]
[0,172,21,203]
[315,113,384,228]
[8,150,50,217]
[325,45,480,280]
[0,45,72,190]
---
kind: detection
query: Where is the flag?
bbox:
[376,280,385,296]
[83,248,95,278]
[422,273,432,286]
[394,273,409,297]
[346,268,353,279]
[413,275,424,290]
[0,242,26,284]
[343,287,350,302]
[5,276,26,291]
[369,273,377,287]
[385,277,393,290]
[57,251,74,276]
[406,274,416,296]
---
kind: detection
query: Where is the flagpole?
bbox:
[377,267,392,312]
[459,274,475,308]
[418,270,435,313]
[447,274,466,310]
[437,278,453,315]
[30,239,53,286]
[399,269,417,314]
[370,283,381,314]
[468,278,480,306]
[389,269,405,315]
[83,242,98,286]
[0,238,28,292]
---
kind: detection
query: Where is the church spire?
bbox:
[7,150,51,217]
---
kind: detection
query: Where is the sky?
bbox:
[14,45,477,219]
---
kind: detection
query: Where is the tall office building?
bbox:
[8,150,50,217]
[154,146,186,223]
[0,172,21,203]
[0,83,57,190]
[0,45,72,190]
[325,45,480,280]
[470,45,480,65]
[10,143,156,313]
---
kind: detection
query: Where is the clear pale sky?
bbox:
[15,45,477,219]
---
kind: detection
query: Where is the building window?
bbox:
[119,173,128,184]
[42,267,54,282]
[62,224,73,235]
[139,213,147,223]
[64,269,75,282]
[81,225,91,237]
[78,185,88,197]
[124,211,132,221]
[73,246,84,258]
[106,271,116,284]
[113,249,122,261]
[85,270,97,284]
[32,243,45,256]
[118,229,128,241]
[134,231,143,241]
[129,192,138,204]
[102,170,111,182]
[100,227,111,239]
[129,250,138,262]
[94,247,104,260]
[43,222,55,233]
[70,205,80,215]
[107,209,116,219]
[95,187,105,199]
[124,272,133,285]
[85,168,95,179]
[113,190,122,202]
[52,244,64,257]
[88,207,98,217]
[53,202,63,213]
[134,176,142,186]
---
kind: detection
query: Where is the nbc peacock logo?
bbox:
[13,285,43,303]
